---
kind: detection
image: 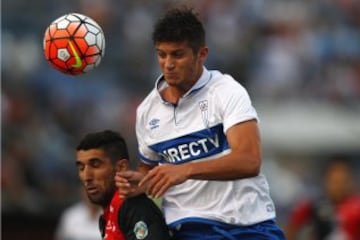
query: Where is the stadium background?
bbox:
[2,0,360,239]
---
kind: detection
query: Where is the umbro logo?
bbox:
[149,118,160,130]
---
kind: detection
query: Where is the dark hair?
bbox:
[76,130,129,163]
[152,7,205,53]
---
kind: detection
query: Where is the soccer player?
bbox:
[76,130,171,240]
[285,158,360,240]
[115,7,285,239]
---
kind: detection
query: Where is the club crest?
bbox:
[134,221,148,239]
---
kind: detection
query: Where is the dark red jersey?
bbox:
[101,190,126,240]
[288,195,360,240]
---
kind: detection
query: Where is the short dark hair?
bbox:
[152,7,205,53]
[76,130,129,163]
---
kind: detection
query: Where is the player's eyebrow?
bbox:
[75,160,82,166]
[75,157,102,165]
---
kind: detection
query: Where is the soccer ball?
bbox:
[43,13,105,75]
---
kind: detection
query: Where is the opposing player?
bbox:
[116,7,285,239]
[76,130,171,240]
[285,158,360,240]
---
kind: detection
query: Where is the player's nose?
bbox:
[165,58,175,70]
[82,165,94,181]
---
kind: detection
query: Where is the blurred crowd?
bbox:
[2,0,360,228]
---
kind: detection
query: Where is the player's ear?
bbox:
[198,46,208,63]
[116,159,129,172]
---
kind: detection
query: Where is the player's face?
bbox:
[76,149,116,206]
[155,41,208,94]
[325,162,353,203]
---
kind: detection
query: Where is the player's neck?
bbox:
[161,86,182,105]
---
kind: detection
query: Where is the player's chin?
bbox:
[87,192,106,205]
[164,77,180,87]
[164,74,179,82]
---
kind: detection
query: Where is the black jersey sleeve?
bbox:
[99,215,106,238]
[118,194,171,240]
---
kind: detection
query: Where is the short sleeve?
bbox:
[118,194,171,240]
[136,111,161,165]
[219,74,258,133]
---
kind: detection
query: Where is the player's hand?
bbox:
[139,164,189,198]
[115,171,145,198]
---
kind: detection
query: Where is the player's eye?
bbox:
[157,51,166,59]
[76,162,85,171]
[173,51,184,58]
[89,158,102,168]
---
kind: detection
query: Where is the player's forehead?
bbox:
[155,41,191,52]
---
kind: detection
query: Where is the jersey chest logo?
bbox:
[150,124,229,164]
[199,100,209,128]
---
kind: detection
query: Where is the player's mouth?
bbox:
[86,186,99,195]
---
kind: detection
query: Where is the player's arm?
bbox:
[186,119,261,180]
[138,162,155,176]
[140,119,261,197]
[118,194,171,240]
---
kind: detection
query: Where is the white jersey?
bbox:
[55,202,102,240]
[136,67,276,227]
